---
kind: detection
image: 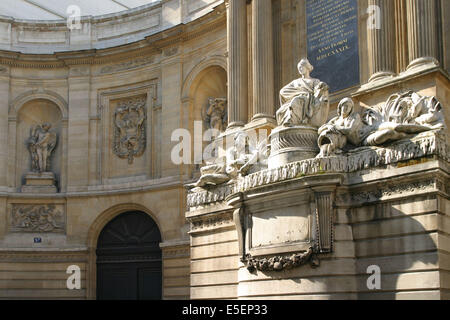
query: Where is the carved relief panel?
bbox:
[98,81,157,182]
[9,204,66,233]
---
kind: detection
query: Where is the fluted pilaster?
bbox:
[368,0,396,82]
[227,0,248,128]
[394,0,408,73]
[251,0,275,120]
[406,0,439,70]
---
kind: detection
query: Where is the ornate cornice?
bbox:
[187,130,449,209]
[0,249,88,263]
[162,247,190,259]
[189,211,234,234]
[340,177,447,204]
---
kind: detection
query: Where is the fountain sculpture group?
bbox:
[187,58,448,272]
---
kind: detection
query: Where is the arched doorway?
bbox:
[96,211,162,300]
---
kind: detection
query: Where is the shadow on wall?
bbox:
[351,194,439,300]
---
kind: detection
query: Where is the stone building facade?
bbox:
[0,0,449,300]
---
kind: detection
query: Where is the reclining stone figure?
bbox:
[187,131,260,189]
[317,91,446,157]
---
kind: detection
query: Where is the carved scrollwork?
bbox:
[245,247,319,273]
[190,212,234,233]
[113,97,147,164]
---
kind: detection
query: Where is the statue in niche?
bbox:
[113,97,147,164]
[187,131,258,189]
[317,98,364,157]
[362,91,445,146]
[27,123,57,173]
[204,97,227,132]
[317,91,446,157]
[276,59,329,127]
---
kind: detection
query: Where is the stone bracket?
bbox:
[312,189,335,253]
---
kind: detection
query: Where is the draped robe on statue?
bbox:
[276,77,328,127]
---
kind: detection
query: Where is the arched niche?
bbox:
[192,65,228,127]
[15,99,63,190]
[182,63,227,165]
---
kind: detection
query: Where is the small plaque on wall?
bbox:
[306,0,360,93]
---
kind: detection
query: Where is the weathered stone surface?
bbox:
[0,0,449,301]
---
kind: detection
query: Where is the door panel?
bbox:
[97,266,137,300]
[96,211,162,300]
[138,268,162,300]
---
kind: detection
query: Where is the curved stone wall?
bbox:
[0,0,224,54]
[0,0,227,300]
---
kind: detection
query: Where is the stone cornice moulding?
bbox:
[187,130,449,209]
[0,11,225,69]
[0,1,226,58]
[326,67,450,105]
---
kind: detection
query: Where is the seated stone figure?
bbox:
[317,98,364,157]
[187,131,257,189]
[363,91,445,146]
[276,59,329,128]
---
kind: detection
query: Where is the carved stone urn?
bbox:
[268,126,320,169]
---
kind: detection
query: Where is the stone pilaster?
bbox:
[251,0,275,120]
[368,0,396,82]
[67,71,90,190]
[227,0,248,128]
[0,68,9,188]
[406,0,439,70]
